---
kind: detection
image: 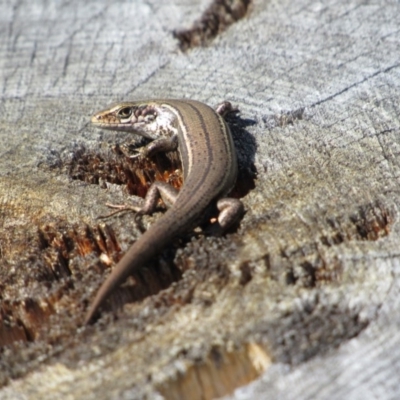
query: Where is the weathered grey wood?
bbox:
[1,0,400,399]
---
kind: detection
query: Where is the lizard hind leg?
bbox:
[138,181,179,214]
[215,101,239,117]
[207,197,244,236]
[132,181,179,231]
[98,181,179,221]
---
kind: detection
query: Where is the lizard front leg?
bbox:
[128,134,178,159]
[100,134,179,218]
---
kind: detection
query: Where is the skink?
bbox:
[84,99,243,324]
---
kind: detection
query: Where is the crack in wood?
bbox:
[173,0,252,51]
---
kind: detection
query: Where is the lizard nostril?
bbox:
[91,114,102,123]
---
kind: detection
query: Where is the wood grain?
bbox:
[1,0,399,399]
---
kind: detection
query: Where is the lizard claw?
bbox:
[128,149,143,159]
[118,143,147,160]
[97,202,142,219]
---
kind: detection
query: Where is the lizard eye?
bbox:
[118,107,133,119]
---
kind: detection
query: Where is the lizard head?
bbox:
[91,102,160,139]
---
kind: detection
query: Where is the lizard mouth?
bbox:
[91,114,121,128]
[91,116,151,136]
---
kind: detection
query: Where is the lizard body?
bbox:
[84,99,243,324]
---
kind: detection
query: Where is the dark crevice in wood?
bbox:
[325,199,395,243]
[173,0,252,51]
[348,200,394,241]
[239,261,253,285]
[0,296,56,347]
[38,223,121,279]
[64,143,183,199]
[0,220,184,347]
[279,253,343,288]
[246,200,395,289]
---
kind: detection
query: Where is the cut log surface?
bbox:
[0,0,400,399]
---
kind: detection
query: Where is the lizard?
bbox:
[84,99,243,324]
